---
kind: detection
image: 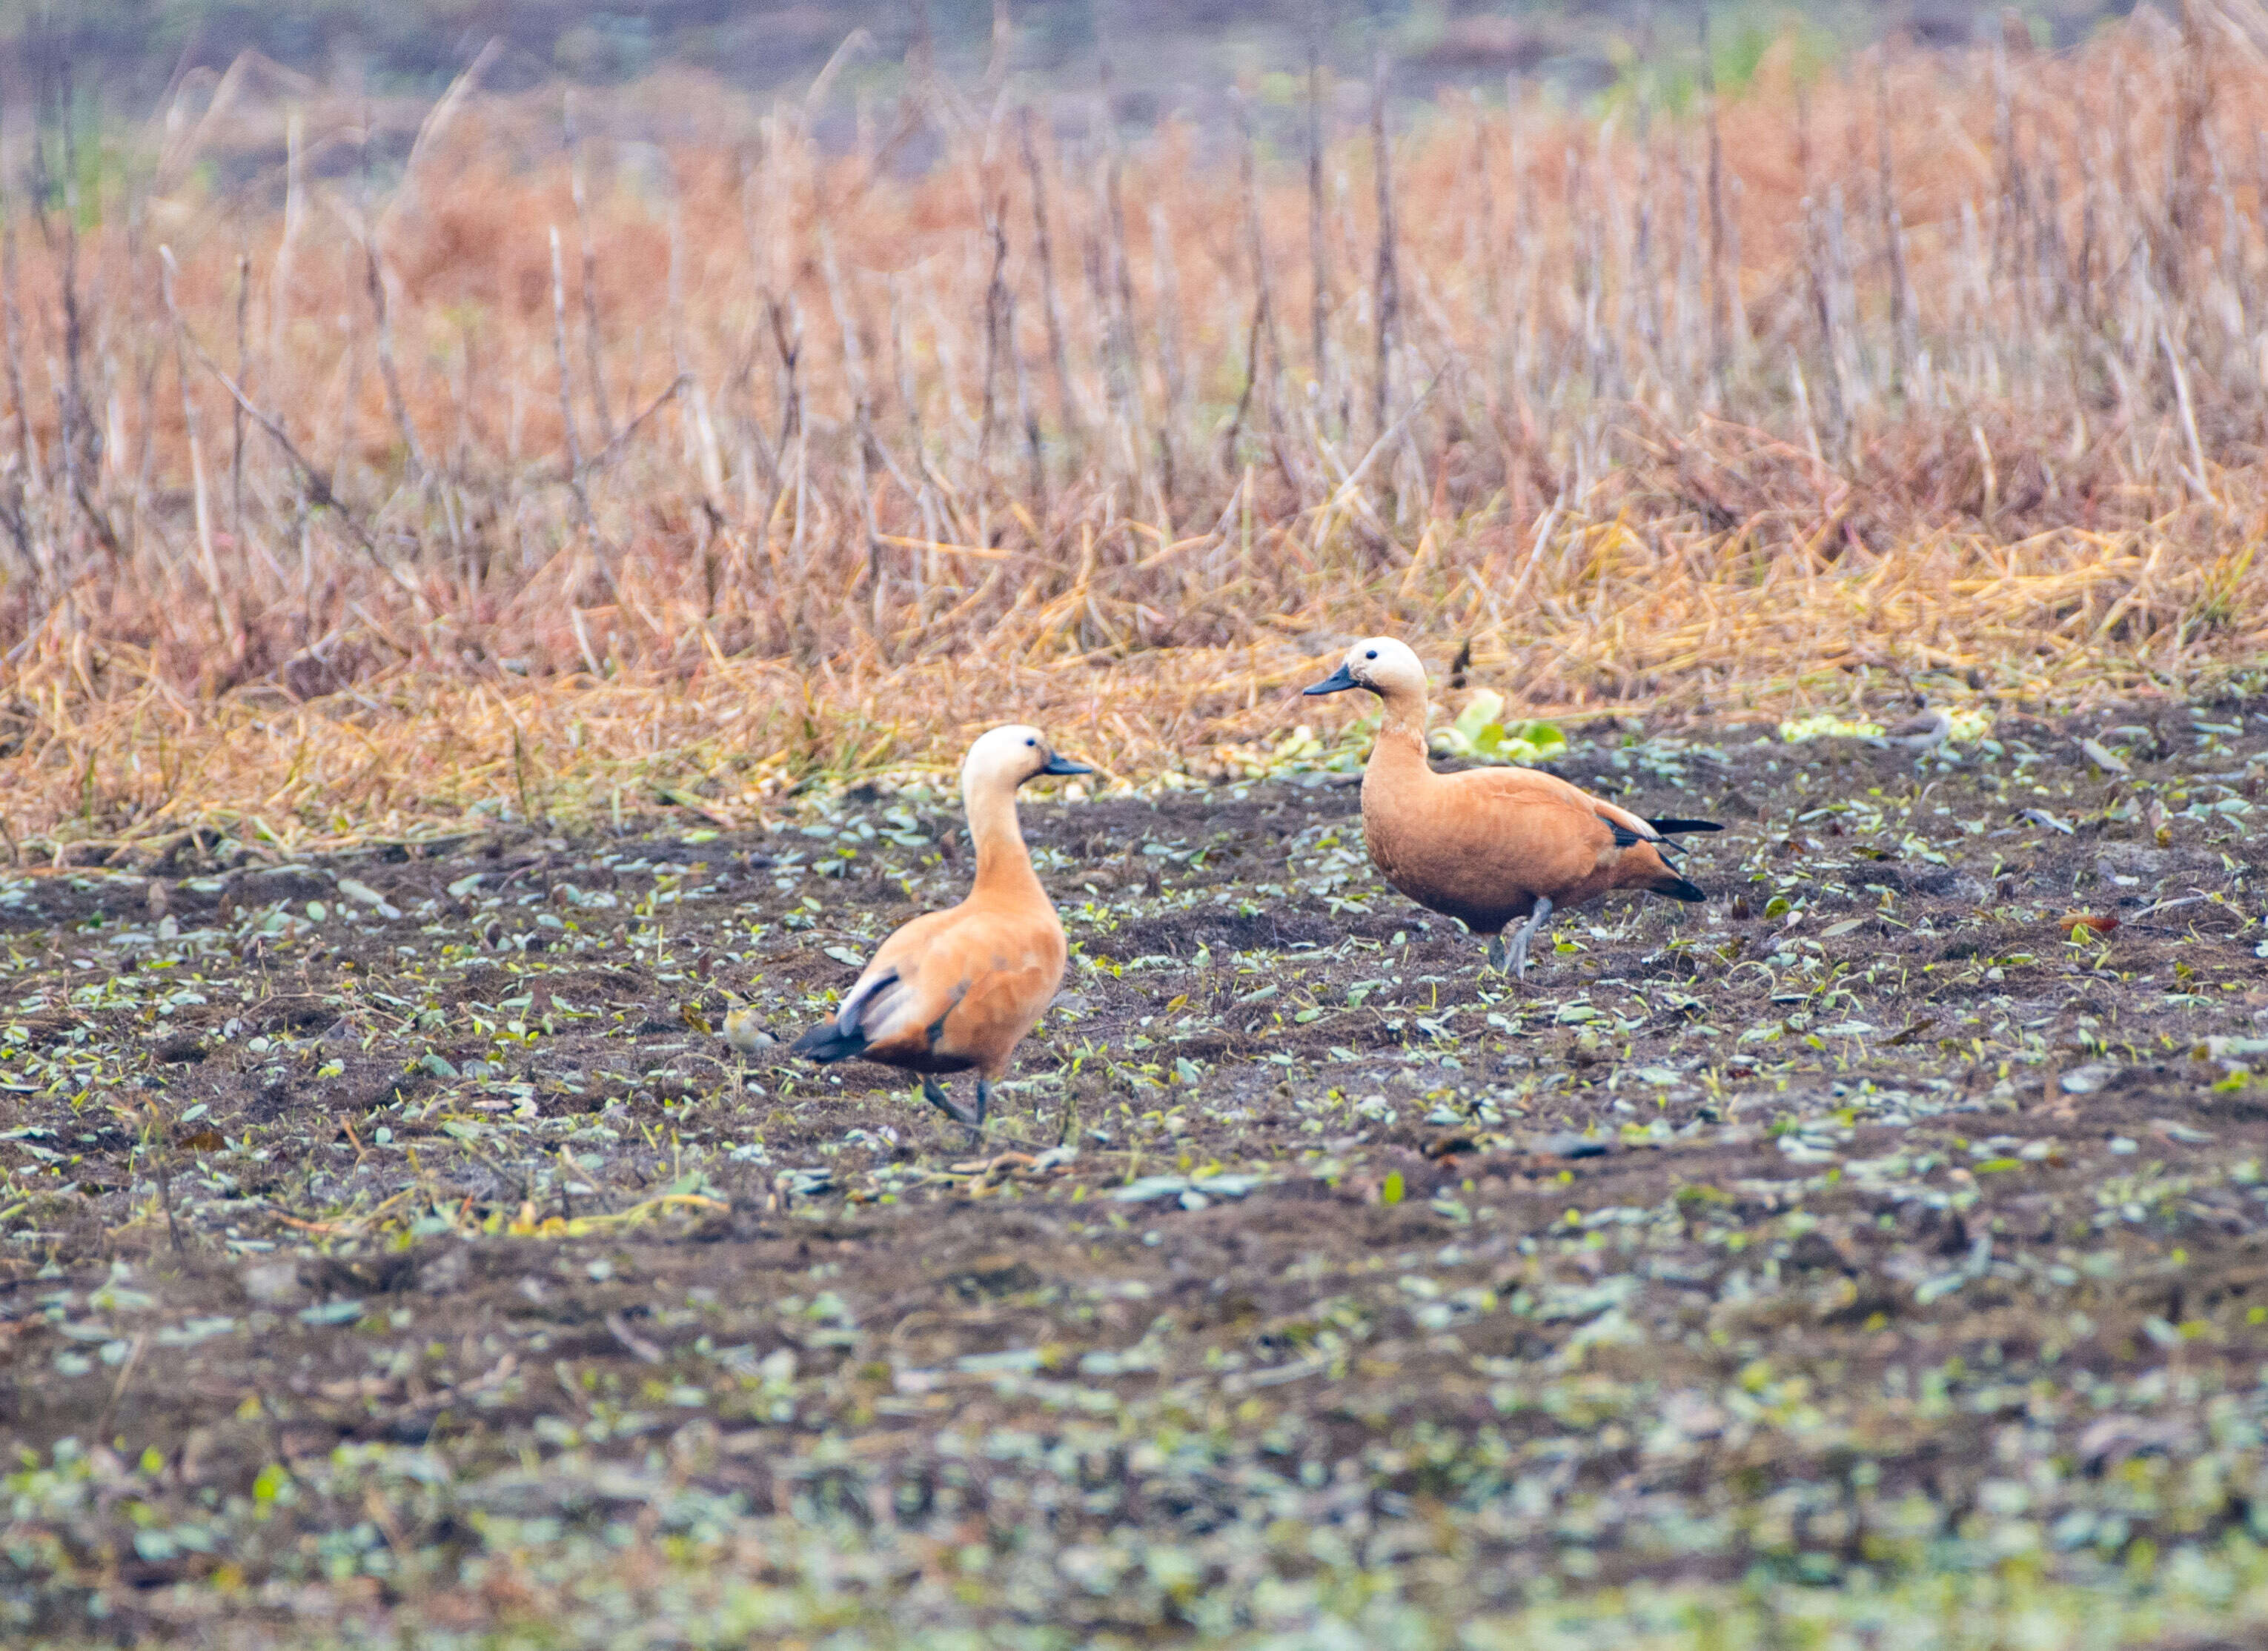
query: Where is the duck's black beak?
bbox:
[1041,754,1094,776]
[1302,664,1359,696]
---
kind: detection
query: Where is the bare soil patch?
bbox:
[2,703,2266,1644]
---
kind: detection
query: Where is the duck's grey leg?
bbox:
[1504,896,1554,980]
[1484,933,1508,974]
[921,1076,978,1128]
[973,1080,992,1132]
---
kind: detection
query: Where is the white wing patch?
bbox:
[836,965,907,1038]
[1588,797,1659,840]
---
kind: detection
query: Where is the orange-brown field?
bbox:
[1,13,2265,858]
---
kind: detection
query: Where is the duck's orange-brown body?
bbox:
[1304,638,1715,975]
[825,866,1067,1080]
[790,725,1084,1132]
[1360,730,1693,935]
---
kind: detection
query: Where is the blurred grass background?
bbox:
[13,1,2142,110]
[0,0,2262,862]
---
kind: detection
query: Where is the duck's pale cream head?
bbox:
[1302,637,1429,702]
[961,724,1093,796]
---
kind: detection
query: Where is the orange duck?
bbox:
[791,725,1090,1135]
[1304,638,1719,977]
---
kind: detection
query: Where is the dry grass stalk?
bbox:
[0,18,2265,851]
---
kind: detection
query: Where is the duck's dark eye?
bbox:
[1365,649,1379,660]
[1025,737,1037,746]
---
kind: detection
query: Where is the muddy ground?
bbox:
[1,699,2266,1647]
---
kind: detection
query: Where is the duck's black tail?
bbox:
[1607,822,1711,900]
[789,1021,868,1063]
[1631,817,1722,863]
[792,966,901,1063]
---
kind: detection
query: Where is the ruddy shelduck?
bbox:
[790,724,1091,1135]
[1303,637,1720,977]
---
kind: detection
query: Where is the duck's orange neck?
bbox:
[966,780,1044,902]
[1367,686,1432,771]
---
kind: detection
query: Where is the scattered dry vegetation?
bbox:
[0,702,2264,1647]
[7,15,2268,1644]
[2,10,2267,853]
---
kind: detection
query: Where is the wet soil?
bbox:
[1,699,2265,1644]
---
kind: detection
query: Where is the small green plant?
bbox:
[1430,692,1567,766]
[1778,712,1885,742]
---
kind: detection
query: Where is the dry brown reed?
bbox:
[3,11,2267,857]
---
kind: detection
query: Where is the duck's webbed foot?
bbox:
[1483,934,1508,974]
